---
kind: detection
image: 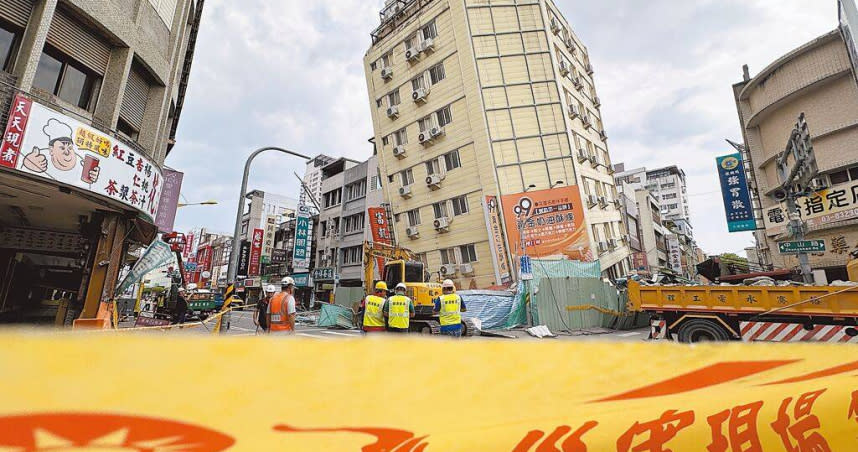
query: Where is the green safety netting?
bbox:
[317,303,355,329]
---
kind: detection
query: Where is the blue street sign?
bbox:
[520,256,533,280]
[716,153,756,232]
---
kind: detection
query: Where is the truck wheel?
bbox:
[676,319,731,343]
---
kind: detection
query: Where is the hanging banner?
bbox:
[249,228,264,277]
[237,240,251,278]
[0,94,163,220]
[667,235,683,274]
[155,169,183,233]
[292,206,312,271]
[500,186,591,261]
[716,153,756,232]
[632,251,649,271]
[2,336,857,451]
[483,196,513,285]
[367,207,392,271]
[115,240,173,296]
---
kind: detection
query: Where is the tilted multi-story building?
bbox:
[364,0,629,287]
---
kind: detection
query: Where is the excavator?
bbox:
[362,241,478,335]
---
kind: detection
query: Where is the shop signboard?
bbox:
[155,169,183,233]
[778,240,826,255]
[716,153,755,232]
[312,267,335,281]
[292,272,311,287]
[292,206,312,271]
[116,240,174,295]
[667,235,683,274]
[367,207,392,271]
[632,252,649,272]
[764,178,858,236]
[236,241,251,278]
[249,228,263,276]
[271,248,288,264]
[0,94,164,221]
[483,196,512,285]
[500,186,591,261]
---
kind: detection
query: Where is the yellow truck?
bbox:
[628,280,858,343]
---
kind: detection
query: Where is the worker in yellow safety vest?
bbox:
[384,282,415,333]
[361,281,388,333]
[434,279,467,337]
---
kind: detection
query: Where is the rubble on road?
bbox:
[526,325,556,338]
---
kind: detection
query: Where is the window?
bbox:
[404,35,417,51]
[459,244,477,263]
[33,48,101,111]
[432,201,449,219]
[436,106,452,127]
[429,63,446,84]
[345,180,366,201]
[323,188,342,208]
[420,21,437,40]
[451,195,469,216]
[425,158,441,176]
[393,128,408,146]
[319,221,327,238]
[342,246,362,265]
[370,176,380,191]
[376,98,383,108]
[370,61,377,71]
[661,182,676,189]
[407,209,421,226]
[400,169,414,186]
[662,193,677,200]
[444,150,461,171]
[387,89,400,107]
[440,248,457,265]
[382,135,389,146]
[849,167,858,181]
[381,52,392,68]
[116,118,139,141]
[0,22,19,72]
[418,116,433,132]
[343,213,365,233]
[830,170,849,185]
[412,74,426,92]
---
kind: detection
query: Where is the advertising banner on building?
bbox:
[716,153,755,232]
[292,206,312,271]
[155,169,183,233]
[482,196,512,285]
[632,252,648,272]
[764,178,858,236]
[667,235,683,274]
[500,186,591,261]
[237,241,250,278]
[0,94,163,220]
[271,248,287,264]
[367,207,392,271]
[249,228,264,276]
[115,240,174,295]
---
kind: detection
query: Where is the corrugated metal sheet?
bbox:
[0,0,33,28]
[120,63,150,129]
[533,277,646,332]
[46,5,111,74]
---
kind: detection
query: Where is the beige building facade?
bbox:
[734,30,858,280]
[364,0,628,288]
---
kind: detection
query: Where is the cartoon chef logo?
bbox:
[21,118,100,185]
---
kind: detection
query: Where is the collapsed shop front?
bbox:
[0,95,163,327]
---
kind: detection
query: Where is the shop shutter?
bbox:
[45,5,110,74]
[120,64,150,129]
[0,0,33,28]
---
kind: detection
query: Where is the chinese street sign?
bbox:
[312,267,335,281]
[519,256,533,280]
[367,207,392,272]
[667,235,683,274]
[291,272,311,287]
[764,178,858,236]
[483,196,513,285]
[716,153,755,232]
[0,94,164,220]
[778,240,826,255]
[249,229,264,276]
[292,208,312,271]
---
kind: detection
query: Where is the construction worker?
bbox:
[268,277,297,333]
[361,281,388,333]
[384,282,415,333]
[255,285,276,333]
[434,279,467,337]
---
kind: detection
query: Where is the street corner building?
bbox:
[734,28,858,280]
[0,0,202,327]
[364,0,630,289]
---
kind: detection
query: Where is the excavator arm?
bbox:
[363,241,419,293]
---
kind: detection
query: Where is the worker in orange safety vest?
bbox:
[268,277,297,333]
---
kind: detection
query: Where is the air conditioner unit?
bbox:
[585,63,594,75]
[418,132,432,144]
[386,105,399,118]
[582,115,592,129]
[598,196,608,208]
[565,37,575,52]
[598,241,609,253]
[460,263,475,276]
[572,77,583,90]
[612,199,621,208]
[381,67,393,80]
[398,185,412,197]
[599,130,608,141]
[440,263,458,276]
[392,145,406,158]
[550,18,560,34]
[405,47,420,61]
[412,87,429,102]
[559,61,570,76]
[587,194,599,207]
[426,174,442,189]
[589,154,599,168]
[594,96,601,108]
[406,226,419,238]
[809,177,829,192]
[568,104,580,119]
[420,37,435,52]
[429,126,444,138]
[433,216,450,231]
[577,148,588,163]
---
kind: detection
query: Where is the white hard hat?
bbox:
[442,279,455,289]
[186,283,197,291]
[265,285,276,293]
[281,276,295,286]
[395,282,407,291]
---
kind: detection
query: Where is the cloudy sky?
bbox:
[167,0,838,256]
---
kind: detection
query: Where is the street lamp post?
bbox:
[226,147,312,284]
[177,200,218,208]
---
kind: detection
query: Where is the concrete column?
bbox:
[138,84,167,160]
[93,47,133,130]
[12,0,58,90]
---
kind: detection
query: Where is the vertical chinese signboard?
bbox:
[155,169,183,233]
[1,94,163,220]
[716,153,755,232]
[237,240,251,278]
[482,196,512,285]
[367,207,392,271]
[292,207,312,271]
[667,235,683,274]
[249,228,264,277]
[500,186,591,261]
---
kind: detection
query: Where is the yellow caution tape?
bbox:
[0,336,856,450]
[86,304,250,333]
[565,304,636,317]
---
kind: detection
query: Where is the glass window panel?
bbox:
[33,52,62,93]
